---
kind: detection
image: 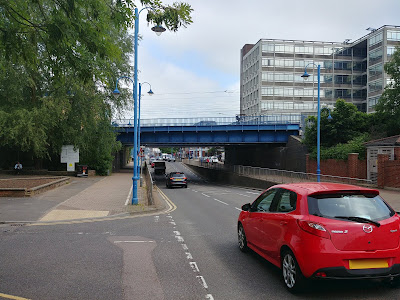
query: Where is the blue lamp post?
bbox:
[301,63,321,182]
[138,82,153,186]
[113,7,165,205]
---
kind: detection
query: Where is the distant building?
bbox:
[240,25,400,120]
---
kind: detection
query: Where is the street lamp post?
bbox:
[138,82,153,187]
[301,63,321,182]
[113,7,165,205]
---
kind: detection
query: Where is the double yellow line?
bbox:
[156,186,177,213]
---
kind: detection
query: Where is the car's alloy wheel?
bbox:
[282,251,304,292]
[238,224,249,252]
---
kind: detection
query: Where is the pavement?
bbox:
[1,167,400,224]
[0,171,166,224]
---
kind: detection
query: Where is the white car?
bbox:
[210,156,219,163]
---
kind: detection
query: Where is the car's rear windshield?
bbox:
[171,173,185,178]
[154,162,165,166]
[308,192,395,221]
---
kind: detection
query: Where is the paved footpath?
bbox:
[39,173,135,221]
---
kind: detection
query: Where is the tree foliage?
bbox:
[304,99,372,160]
[0,0,192,172]
[374,46,400,136]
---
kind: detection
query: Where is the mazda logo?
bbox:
[363,225,373,233]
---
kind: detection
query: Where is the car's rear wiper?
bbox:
[334,216,380,227]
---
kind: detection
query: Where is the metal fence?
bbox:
[233,165,375,187]
[183,159,375,187]
[112,114,302,127]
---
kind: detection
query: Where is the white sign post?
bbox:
[61,145,79,171]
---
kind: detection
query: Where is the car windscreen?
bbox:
[154,162,165,167]
[171,173,185,178]
[308,193,395,222]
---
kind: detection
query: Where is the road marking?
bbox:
[114,241,155,243]
[206,295,214,300]
[125,185,133,206]
[196,276,208,289]
[181,244,189,250]
[175,236,184,242]
[213,198,229,205]
[185,252,193,259]
[246,191,260,195]
[235,207,242,211]
[237,193,252,198]
[190,262,200,272]
[173,231,181,236]
[0,293,31,300]
[201,193,210,198]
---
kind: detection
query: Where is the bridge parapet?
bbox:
[112,115,302,127]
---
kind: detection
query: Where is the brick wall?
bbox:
[377,152,400,188]
[306,153,367,179]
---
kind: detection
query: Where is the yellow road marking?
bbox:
[0,292,31,300]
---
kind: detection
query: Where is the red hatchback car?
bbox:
[238,182,400,292]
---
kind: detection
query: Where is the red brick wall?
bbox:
[306,154,367,179]
[383,160,400,188]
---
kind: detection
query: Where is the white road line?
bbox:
[196,276,208,289]
[237,193,252,198]
[182,244,189,250]
[190,262,200,272]
[201,193,210,198]
[246,191,260,195]
[173,231,181,236]
[213,198,229,205]
[235,207,242,211]
[125,186,133,206]
[175,236,184,242]
[114,241,155,243]
[185,252,193,259]
[206,295,214,300]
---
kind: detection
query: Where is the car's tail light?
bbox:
[297,219,331,239]
[183,177,187,180]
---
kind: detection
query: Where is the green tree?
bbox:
[304,99,371,159]
[0,0,192,172]
[374,46,400,136]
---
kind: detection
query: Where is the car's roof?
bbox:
[270,182,379,196]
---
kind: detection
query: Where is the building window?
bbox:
[369,79,383,93]
[368,96,380,111]
[368,32,383,46]
[387,30,400,41]
[368,48,383,65]
[294,45,314,54]
[368,64,383,78]
[387,46,396,59]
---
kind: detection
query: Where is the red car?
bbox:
[238,182,400,292]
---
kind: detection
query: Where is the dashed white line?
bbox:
[213,198,229,205]
[189,262,200,272]
[235,207,242,211]
[201,193,211,198]
[237,193,252,198]
[196,276,208,289]
[114,241,155,243]
[246,191,260,195]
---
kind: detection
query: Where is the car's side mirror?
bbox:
[241,203,251,211]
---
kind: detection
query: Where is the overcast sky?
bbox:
[117,0,400,121]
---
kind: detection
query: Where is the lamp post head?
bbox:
[147,89,154,95]
[151,25,166,36]
[327,113,333,120]
[112,88,121,98]
[301,71,310,80]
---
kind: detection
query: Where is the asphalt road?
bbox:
[0,162,399,299]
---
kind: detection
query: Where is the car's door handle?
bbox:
[280,221,288,226]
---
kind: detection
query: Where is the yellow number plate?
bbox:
[349,259,388,269]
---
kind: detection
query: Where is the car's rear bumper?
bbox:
[169,181,187,186]
[312,264,400,279]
